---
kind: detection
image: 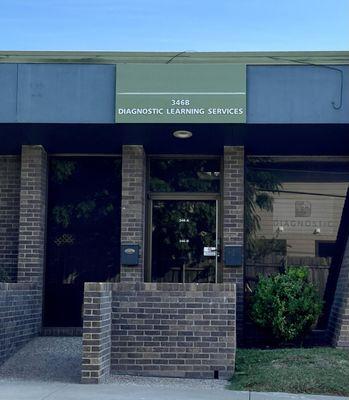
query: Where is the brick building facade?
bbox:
[0,51,349,383]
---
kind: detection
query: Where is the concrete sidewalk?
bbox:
[0,338,347,400]
[0,378,348,400]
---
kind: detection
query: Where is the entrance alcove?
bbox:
[44,156,122,328]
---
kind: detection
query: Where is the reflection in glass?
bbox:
[149,159,220,192]
[151,200,218,283]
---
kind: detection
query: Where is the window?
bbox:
[149,158,220,193]
[316,241,336,258]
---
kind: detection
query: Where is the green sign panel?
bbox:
[115,64,246,123]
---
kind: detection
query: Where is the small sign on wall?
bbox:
[204,247,216,257]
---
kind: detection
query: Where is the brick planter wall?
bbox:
[82,282,236,383]
[0,283,41,364]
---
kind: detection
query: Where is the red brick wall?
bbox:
[81,282,236,383]
[120,145,146,283]
[223,146,245,340]
[81,283,112,384]
[17,145,48,286]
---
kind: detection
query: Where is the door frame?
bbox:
[146,193,222,283]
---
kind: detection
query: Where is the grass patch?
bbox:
[229,347,349,396]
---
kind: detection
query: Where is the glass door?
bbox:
[150,199,219,283]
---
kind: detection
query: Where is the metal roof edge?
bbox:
[0,50,348,65]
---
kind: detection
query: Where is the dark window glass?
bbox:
[151,200,218,283]
[316,241,336,258]
[44,157,121,327]
[245,157,349,336]
[149,159,220,192]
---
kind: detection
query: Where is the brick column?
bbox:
[17,145,48,287]
[328,239,349,348]
[120,145,146,283]
[81,283,112,384]
[0,156,21,282]
[222,146,245,341]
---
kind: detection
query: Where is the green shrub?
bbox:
[251,267,323,343]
